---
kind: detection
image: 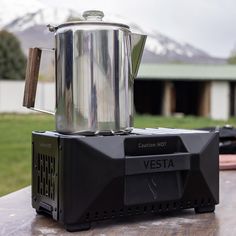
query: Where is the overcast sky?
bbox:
[41,0,236,58]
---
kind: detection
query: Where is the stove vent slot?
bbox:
[37,153,55,200]
[83,199,212,222]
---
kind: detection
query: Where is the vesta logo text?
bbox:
[144,159,174,169]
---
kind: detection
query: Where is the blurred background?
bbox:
[0,0,236,196]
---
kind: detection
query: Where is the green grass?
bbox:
[0,114,235,196]
[134,115,236,129]
[0,114,54,196]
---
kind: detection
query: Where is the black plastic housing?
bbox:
[32,130,219,231]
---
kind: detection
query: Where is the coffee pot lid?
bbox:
[48,10,129,32]
[82,10,104,21]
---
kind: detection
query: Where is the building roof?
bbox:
[137,64,236,81]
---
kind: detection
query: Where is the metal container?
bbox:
[23,10,146,134]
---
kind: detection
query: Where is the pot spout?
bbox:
[130,33,147,79]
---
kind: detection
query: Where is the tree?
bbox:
[0,30,26,80]
[227,45,236,64]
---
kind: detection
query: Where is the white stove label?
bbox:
[125,153,191,175]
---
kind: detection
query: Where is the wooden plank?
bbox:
[23,48,42,108]
[220,155,236,170]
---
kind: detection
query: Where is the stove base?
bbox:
[31,129,219,231]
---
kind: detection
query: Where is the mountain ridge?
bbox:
[0,1,226,64]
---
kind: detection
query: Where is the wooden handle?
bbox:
[23,48,42,108]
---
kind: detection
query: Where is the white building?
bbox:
[0,63,236,120]
[135,64,236,120]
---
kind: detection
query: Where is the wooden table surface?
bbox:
[0,171,236,236]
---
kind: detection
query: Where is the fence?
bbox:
[0,80,55,113]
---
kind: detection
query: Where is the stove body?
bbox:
[32,129,219,231]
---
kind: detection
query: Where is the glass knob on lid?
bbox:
[82,10,104,21]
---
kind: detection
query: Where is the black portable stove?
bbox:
[32,128,219,231]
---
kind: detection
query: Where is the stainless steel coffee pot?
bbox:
[23,10,146,134]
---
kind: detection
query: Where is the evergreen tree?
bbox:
[0,30,26,80]
[227,45,236,64]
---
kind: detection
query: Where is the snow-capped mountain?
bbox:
[143,32,225,64]
[128,24,221,63]
[4,8,80,32]
[0,0,44,27]
[0,1,225,64]
[145,31,209,58]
